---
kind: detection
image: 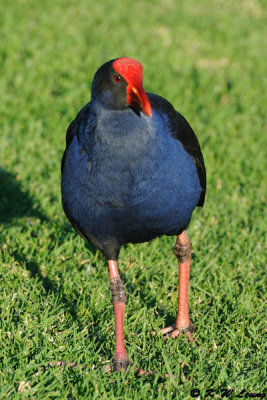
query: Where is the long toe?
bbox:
[102,361,152,376]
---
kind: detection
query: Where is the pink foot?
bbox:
[102,361,151,376]
[159,321,195,341]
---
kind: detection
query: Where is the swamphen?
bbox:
[61,57,206,371]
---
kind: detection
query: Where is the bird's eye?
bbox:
[114,75,121,82]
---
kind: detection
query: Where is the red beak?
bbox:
[113,58,153,118]
[127,85,152,118]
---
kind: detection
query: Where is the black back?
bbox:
[148,93,206,206]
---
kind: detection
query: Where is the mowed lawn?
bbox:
[0,0,266,398]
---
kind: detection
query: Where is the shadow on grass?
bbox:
[13,248,82,323]
[136,284,177,328]
[0,167,47,223]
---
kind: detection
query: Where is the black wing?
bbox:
[61,102,94,241]
[148,93,206,206]
[61,102,91,175]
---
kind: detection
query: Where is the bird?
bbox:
[61,57,206,372]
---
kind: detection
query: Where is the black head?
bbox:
[91,59,128,110]
[91,58,152,117]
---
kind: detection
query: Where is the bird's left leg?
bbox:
[160,231,195,341]
[108,260,130,371]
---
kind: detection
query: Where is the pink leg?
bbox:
[108,260,130,371]
[160,231,195,341]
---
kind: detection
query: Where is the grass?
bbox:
[0,0,266,398]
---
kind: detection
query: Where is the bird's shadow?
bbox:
[14,248,81,322]
[0,167,47,223]
[0,166,82,323]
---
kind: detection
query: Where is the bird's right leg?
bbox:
[108,260,130,371]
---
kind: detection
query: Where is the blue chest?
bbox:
[61,108,202,244]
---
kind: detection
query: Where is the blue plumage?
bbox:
[61,97,202,259]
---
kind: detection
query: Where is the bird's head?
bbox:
[91,57,152,118]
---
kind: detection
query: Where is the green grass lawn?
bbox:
[0,0,266,398]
